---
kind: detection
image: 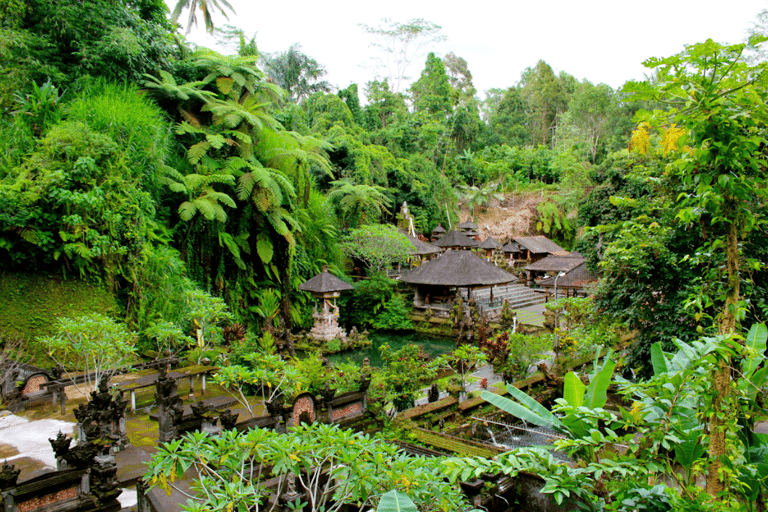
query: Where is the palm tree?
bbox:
[171,0,235,34]
[458,181,504,219]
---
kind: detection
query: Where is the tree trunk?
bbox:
[707,199,740,498]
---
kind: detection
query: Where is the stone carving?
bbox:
[219,409,239,430]
[49,431,72,470]
[279,472,301,506]
[72,374,128,453]
[309,298,347,341]
[192,401,221,435]
[428,383,440,403]
[90,454,121,502]
[265,396,285,418]
[0,461,20,491]
[155,366,183,443]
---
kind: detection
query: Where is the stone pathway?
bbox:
[0,411,74,469]
[0,411,139,510]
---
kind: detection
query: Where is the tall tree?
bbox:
[483,87,529,147]
[625,37,768,499]
[520,60,569,147]
[410,52,452,120]
[359,18,446,93]
[261,43,332,103]
[563,81,617,162]
[364,79,408,129]
[442,52,476,103]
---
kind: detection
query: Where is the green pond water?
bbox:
[329,331,455,367]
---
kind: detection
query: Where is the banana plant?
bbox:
[482,348,617,440]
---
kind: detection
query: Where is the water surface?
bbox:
[329,331,455,367]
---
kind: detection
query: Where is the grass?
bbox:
[0,272,119,362]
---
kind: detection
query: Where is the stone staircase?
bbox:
[462,283,546,312]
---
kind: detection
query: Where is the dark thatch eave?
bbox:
[398,250,515,287]
[298,269,354,293]
[524,254,585,273]
[402,232,441,255]
[537,263,598,287]
[433,230,479,248]
[477,237,500,249]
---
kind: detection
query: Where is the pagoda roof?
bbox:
[477,237,500,250]
[298,268,354,294]
[399,250,515,287]
[432,224,446,234]
[433,230,479,248]
[502,242,521,253]
[457,220,478,230]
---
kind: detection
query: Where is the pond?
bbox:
[329,331,455,367]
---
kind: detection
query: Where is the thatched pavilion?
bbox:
[298,267,353,341]
[501,241,522,265]
[433,230,479,251]
[477,236,500,258]
[525,252,597,298]
[403,232,441,260]
[514,236,566,264]
[398,250,515,317]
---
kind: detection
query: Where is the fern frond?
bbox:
[178,201,198,221]
[187,141,211,164]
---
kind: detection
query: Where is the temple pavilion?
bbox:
[398,249,516,318]
[477,236,501,259]
[298,267,353,341]
[433,230,479,251]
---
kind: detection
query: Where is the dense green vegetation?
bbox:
[3,1,768,510]
[0,0,636,342]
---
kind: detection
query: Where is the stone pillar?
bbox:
[90,454,122,502]
[155,367,183,444]
[49,431,72,470]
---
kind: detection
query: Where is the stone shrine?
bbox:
[298,267,354,342]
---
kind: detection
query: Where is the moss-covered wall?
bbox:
[0,272,120,341]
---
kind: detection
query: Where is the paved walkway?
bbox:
[0,410,139,509]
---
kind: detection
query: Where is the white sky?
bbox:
[169,0,767,99]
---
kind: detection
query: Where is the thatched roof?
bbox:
[515,236,565,255]
[478,237,500,250]
[433,230,479,248]
[457,220,478,230]
[401,231,441,255]
[298,268,354,294]
[502,242,521,253]
[537,262,598,288]
[432,224,446,234]
[524,254,585,273]
[398,250,515,287]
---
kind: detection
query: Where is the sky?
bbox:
[168,0,767,99]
